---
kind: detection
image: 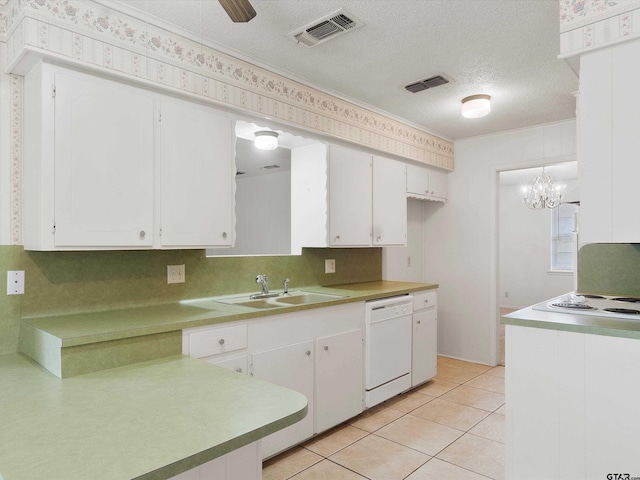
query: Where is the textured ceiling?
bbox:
[109,0,578,140]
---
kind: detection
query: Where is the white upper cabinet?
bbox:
[406,163,447,202]
[291,143,407,251]
[23,62,235,250]
[159,100,234,248]
[328,145,373,246]
[372,156,407,246]
[24,63,156,249]
[579,40,640,244]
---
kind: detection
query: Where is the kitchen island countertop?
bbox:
[0,353,307,480]
[502,305,640,339]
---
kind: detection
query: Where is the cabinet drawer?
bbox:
[413,291,437,311]
[189,324,247,358]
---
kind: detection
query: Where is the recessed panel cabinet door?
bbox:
[160,101,235,247]
[315,329,363,432]
[54,73,155,247]
[251,340,314,459]
[412,309,437,386]
[372,156,407,245]
[328,145,372,246]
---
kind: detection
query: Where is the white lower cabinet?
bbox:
[251,340,315,458]
[315,329,363,432]
[411,290,438,387]
[205,354,248,375]
[168,442,260,480]
[181,301,369,463]
[247,302,364,459]
[183,323,248,376]
[506,324,640,479]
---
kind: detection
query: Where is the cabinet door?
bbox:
[427,168,448,201]
[328,145,372,246]
[406,164,430,197]
[204,354,248,376]
[54,72,154,247]
[251,340,314,458]
[406,164,447,202]
[372,156,407,245]
[160,100,234,247]
[412,309,437,386]
[316,329,363,432]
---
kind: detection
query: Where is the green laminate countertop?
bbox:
[22,281,438,347]
[0,353,307,480]
[502,306,640,340]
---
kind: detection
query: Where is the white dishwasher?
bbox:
[364,295,413,407]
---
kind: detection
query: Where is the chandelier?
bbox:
[522,168,565,209]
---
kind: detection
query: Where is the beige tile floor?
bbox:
[263,356,505,480]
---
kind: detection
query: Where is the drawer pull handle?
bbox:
[222,232,228,239]
[417,320,422,324]
[139,230,146,239]
[219,338,225,345]
[324,345,329,351]
[306,350,311,356]
[236,367,243,373]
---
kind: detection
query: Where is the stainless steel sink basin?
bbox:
[275,292,344,305]
[208,290,347,310]
[234,299,284,309]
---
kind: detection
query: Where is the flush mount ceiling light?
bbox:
[522,168,566,209]
[461,94,491,118]
[254,131,279,150]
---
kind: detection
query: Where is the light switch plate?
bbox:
[7,270,25,295]
[325,259,336,274]
[167,265,185,284]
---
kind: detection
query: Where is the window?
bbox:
[551,203,578,271]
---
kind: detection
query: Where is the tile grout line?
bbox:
[271,358,505,480]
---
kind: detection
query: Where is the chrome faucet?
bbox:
[249,274,288,299]
[256,274,269,295]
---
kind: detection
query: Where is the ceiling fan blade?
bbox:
[218,0,257,23]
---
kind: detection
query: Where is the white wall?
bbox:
[210,171,291,255]
[382,199,428,282]
[423,119,576,365]
[499,181,576,309]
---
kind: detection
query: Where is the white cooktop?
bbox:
[532,293,640,319]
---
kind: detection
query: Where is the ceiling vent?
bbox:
[288,9,364,47]
[405,75,450,93]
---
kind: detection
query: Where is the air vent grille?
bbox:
[405,75,450,93]
[289,9,364,47]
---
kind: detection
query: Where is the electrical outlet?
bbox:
[325,259,336,274]
[167,265,185,284]
[7,270,25,295]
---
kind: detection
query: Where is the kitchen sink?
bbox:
[208,290,347,310]
[234,299,284,309]
[274,292,344,305]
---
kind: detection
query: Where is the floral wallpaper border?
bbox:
[10,74,21,245]
[559,0,640,56]
[3,0,454,170]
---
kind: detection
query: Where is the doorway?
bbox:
[496,161,578,365]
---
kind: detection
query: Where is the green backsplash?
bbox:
[0,246,381,355]
[578,243,640,296]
